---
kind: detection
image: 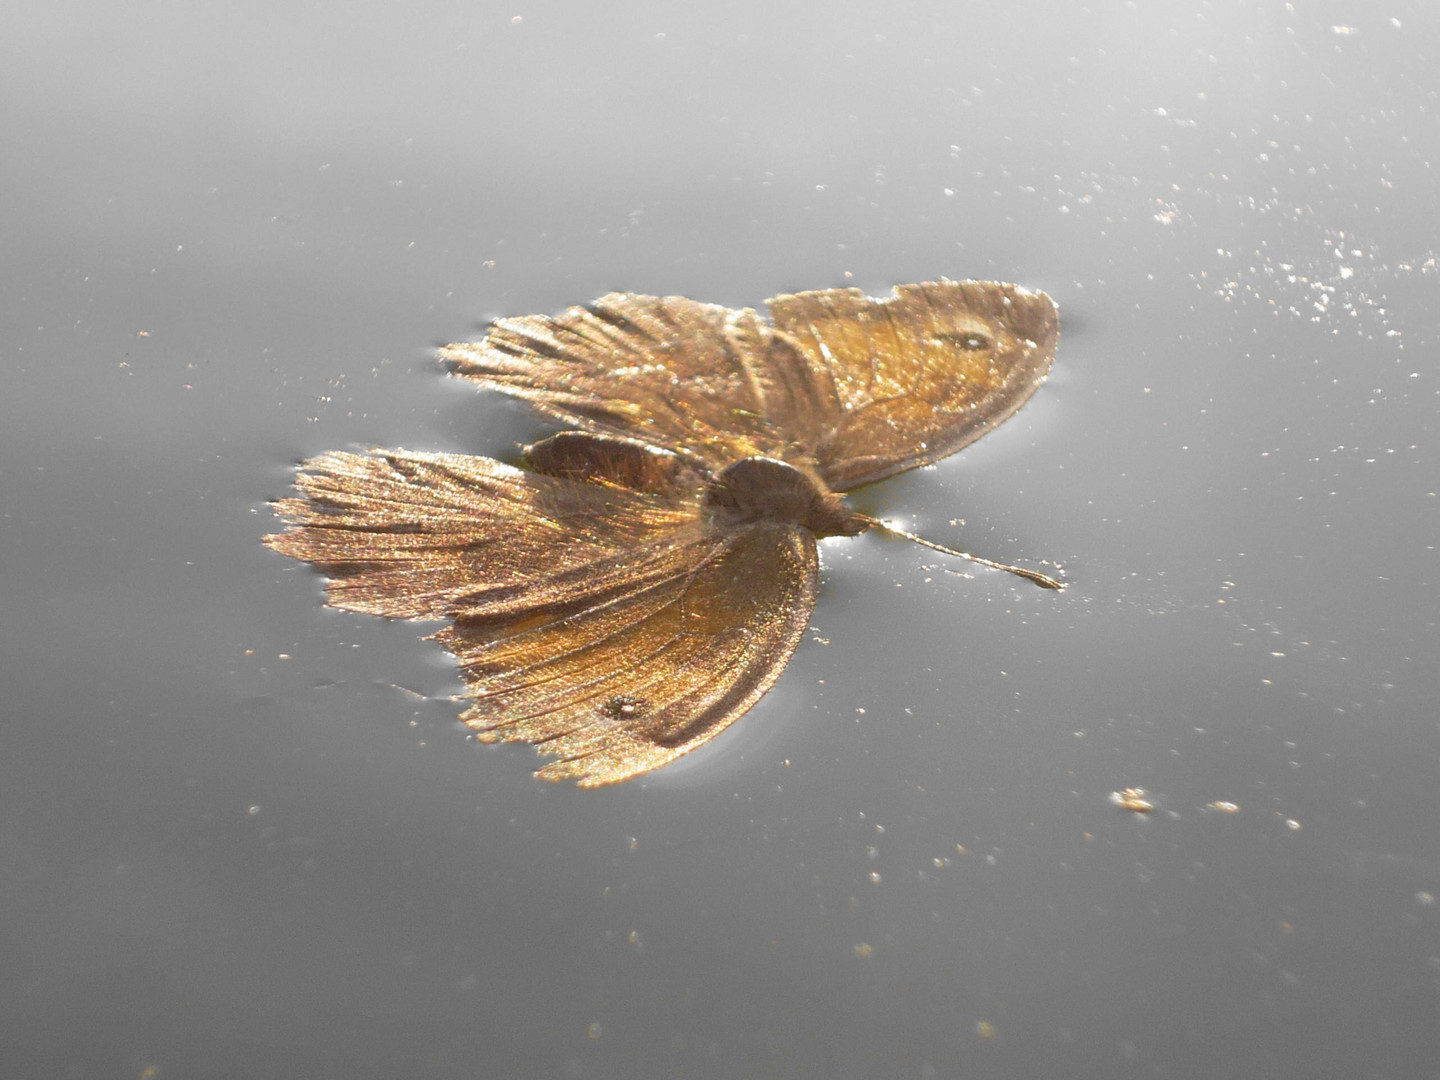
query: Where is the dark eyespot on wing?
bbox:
[929,330,993,351]
[598,694,647,721]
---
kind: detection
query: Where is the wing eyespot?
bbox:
[929,331,993,351]
[598,694,646,720]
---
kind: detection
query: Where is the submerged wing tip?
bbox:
[295,448,369,474]
[437,340,479,364]
[265,496,313,530]
[539,755,641,789]
[533,752,601,787]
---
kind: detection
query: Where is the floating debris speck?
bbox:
[1110,787,1155,814]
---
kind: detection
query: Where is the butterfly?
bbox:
[266,280,1060,787]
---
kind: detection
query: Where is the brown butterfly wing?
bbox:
[442,283,1055,492]
[270,281,1057,784]
[266,438,818,786]
[264,445,702,622]
[441,292,841,473]
[437,521,818,787]
[766,280,1059,491]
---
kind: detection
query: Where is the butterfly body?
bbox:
[267,281,1059,786]
[702,456,868,538]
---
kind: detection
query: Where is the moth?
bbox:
[266,281,1060,786]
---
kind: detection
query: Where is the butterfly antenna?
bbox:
[857,515,1063,590]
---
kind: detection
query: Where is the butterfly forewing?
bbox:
[767,281,1058,490]
[443,282,1055,493]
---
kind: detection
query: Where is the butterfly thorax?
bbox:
[701,456,868,539]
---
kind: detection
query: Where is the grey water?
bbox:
[4,2,1438,1077]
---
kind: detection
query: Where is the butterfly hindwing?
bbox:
[437,522,819,787]
[267,438,820,787]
